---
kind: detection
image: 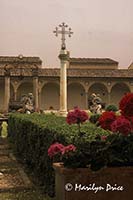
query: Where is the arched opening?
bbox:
[110,83,130,106]
[17,82,33,101]
[88,83,108,106]
[67,83,86,110]
[41,82,60,110]
[0,79,5,112]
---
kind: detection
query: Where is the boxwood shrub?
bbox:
[8,113,109,196]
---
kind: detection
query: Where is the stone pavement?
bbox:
[0,137,48,200]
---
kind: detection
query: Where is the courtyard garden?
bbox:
[0,93,133,199]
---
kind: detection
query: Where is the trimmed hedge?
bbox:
[105,104,118,112]
[8,113,109,196]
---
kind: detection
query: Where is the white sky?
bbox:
[0,0,132,68]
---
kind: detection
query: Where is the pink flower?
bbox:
[62,144,76,155]
[111,116,131,136]
[101,135,107,141]
[66,108,89,125]
[48,143,65,158]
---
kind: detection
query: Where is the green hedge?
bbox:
[8,113,109,196]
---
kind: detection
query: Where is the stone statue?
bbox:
[20,93,34,113]
[88,93,102,114]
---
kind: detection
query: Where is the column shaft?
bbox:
[60,60,67,112]
[59,50,69,116]
[33,77,39,110]
[4,76,10,112]
[108,92,111,105]
[85,92,88,110]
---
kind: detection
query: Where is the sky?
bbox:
[0,0,132,68]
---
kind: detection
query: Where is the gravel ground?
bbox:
[0,137,50,200]
[0,190,48,200]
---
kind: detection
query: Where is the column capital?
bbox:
[4,64,11,77]
[4,68,10,77]
[32,68,38,77]
[58,50,69,61]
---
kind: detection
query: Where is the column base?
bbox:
[59,110,68,117]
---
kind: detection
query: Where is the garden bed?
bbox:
[8,113,109,196]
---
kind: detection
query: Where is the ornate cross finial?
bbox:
[53,22,73,50]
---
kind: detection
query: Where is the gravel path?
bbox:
[0,138,48,200]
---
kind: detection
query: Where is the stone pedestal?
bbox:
[59,50,69,116]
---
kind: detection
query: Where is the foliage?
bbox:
[105,104,118,112]
[89,114,101,124]
[51,133,133,171]
[8,113,108,196]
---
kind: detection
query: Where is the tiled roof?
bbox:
[70,58,118,65]
[0,56,42,64]
[37,68,132,78]
[0,68,133,77]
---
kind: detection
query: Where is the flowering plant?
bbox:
[48,143,65,158]
[98,111,116,130]
[48,142,76,160]
[119,93,133,118]
[48,143,76,157]
[98,93,133,136]
[48,94,133,171]
[66,107,89,135]
[111,116,131,136]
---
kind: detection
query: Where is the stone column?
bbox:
[4,69,10,113]
[58,50,69,116]
[38,90,41,110]
[129,85,133,93]
[14,88,17,101]
[32,68,39,111]
[107,84,111,105]
[108,92,111,105]
[85,92,88,110]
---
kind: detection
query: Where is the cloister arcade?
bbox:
[0,78,131,112]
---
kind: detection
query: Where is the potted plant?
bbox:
[48,94,133,200]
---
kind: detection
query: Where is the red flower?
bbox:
[66,108,89,125]
[99,111,116,130]
[111,116,131,136]
[48,143,64,158]
[119,93,133,118]
[61,144,76,155]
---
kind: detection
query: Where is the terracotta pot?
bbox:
[53,163,133,200]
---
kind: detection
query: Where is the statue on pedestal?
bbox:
[20,93,34,113]
[88,93,103,114]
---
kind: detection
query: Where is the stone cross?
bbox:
[53,22,73,50]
